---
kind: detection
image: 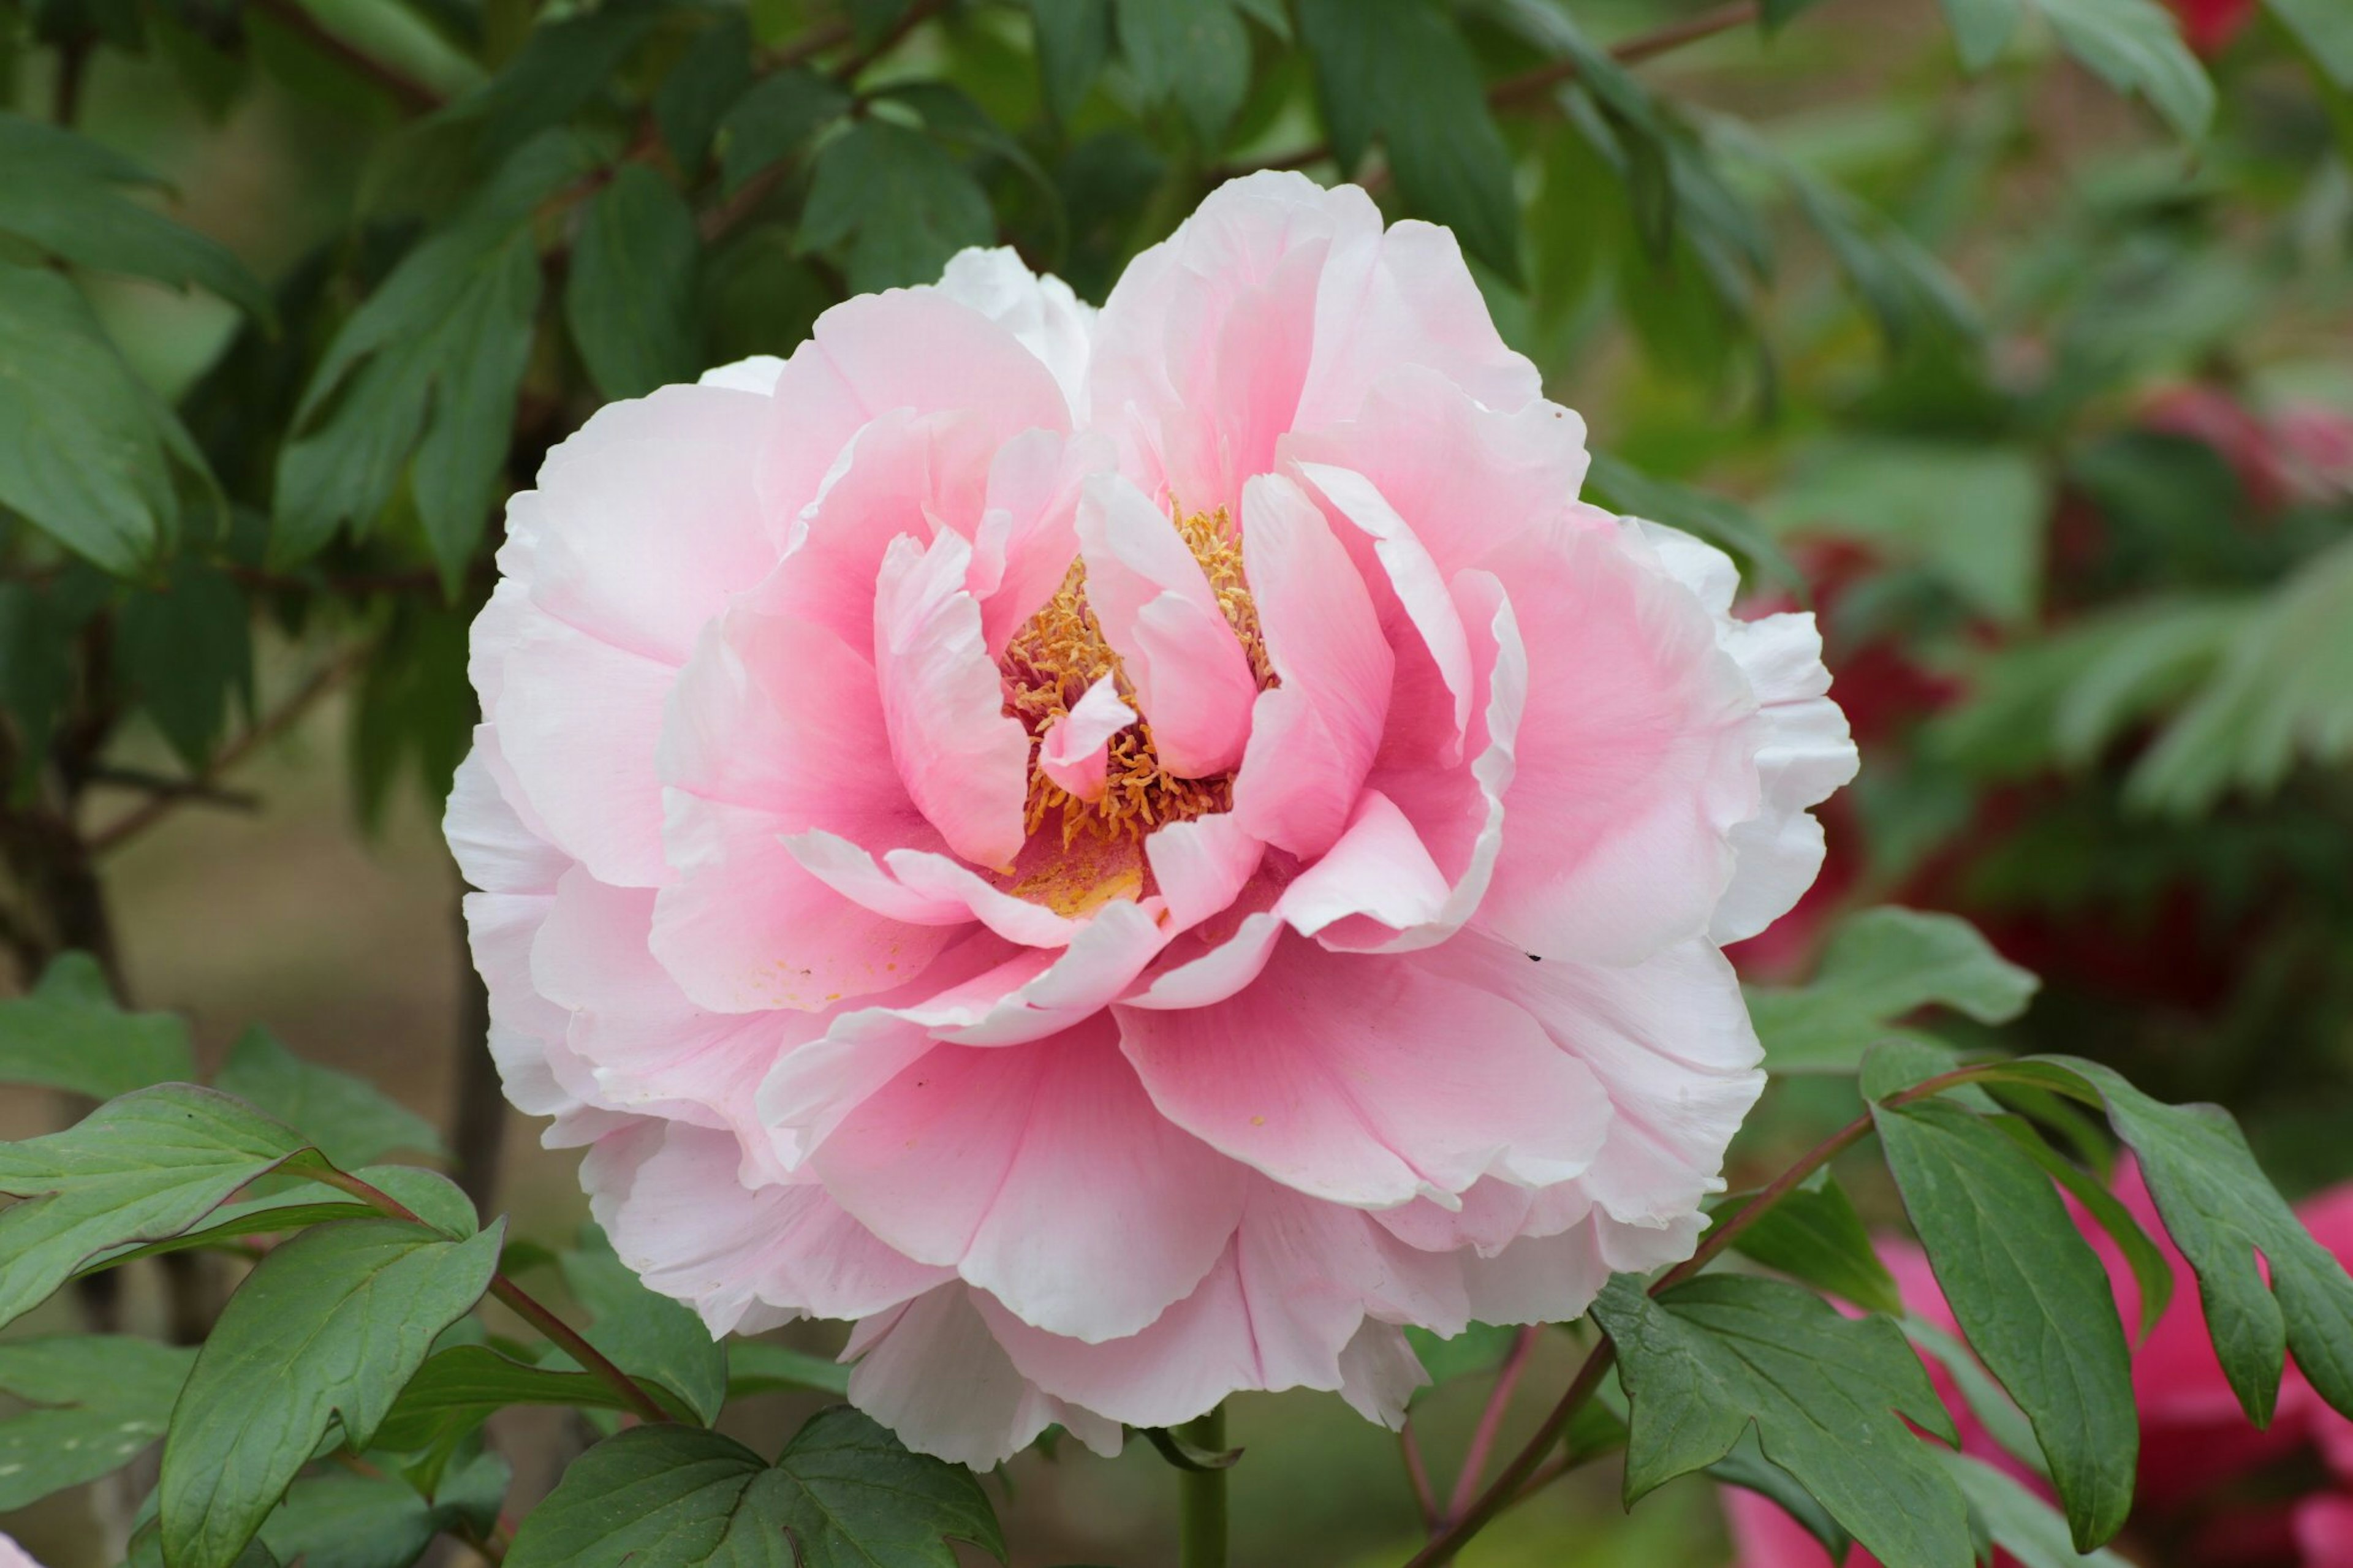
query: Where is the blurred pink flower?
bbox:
[448,173,1857,1466]
[0,1534,42,1568]
[1722,1168,2353,1567]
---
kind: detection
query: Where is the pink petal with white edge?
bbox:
[871,529,1032,870]
[1074,475,1257,778]
[1120,909,1285,1011]
[1037,675,1135,801]
[1232,473,1393,858]
[1273,789,1449,937]
[846,1286,1123,1468]
[1117,933,1612,1208]
[812,1016,1246,1341]
[1144,811,1264,934]
[1474,518,1762,966]
[932,247,1097,422]
[585,1121,950,1335]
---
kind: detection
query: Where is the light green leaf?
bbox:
[0,1336,195,1510]
[1031,0,1112,121]
[1114,0,1249,148]
[1295,0,1519,279]
[714,67,851,194]
[1876,1099,2137,1549]
[0,1085,313,1327]
[1940,0,2025,68]
[376,1343,689,1452]
[2038,0,2215,141]
[1936,1449,2135,1568]
[727,1339,851,1400]
[556,1224,729,1423]
[212,1026,445,1168]
[0,951,194,1098]
[2269,0,2353,86]
[798,121,995,294]
[1593,1273,1971,1568]
[259,1450,509,1568]
[159,1216,506,1568]
[1748,907,2040,1075]
[1714,1173,1904,1316]
[506,1408,1006,1567]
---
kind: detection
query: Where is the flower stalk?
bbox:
[1177,1403,1230,1568]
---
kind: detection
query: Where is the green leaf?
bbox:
[376,1343,688,1452]
[1295,0,1520,279]
[1715,1173,1904,1316]
[1593,1273,1970,1568]
[1582,451,1802,594]
[1902,1315,2045,1474]
[159,1216,506,1568]
[556,1224,729,1423]
[259,1450,510,1568]
[655,10,754,173]
[1760,0,1832,29]
[1940,0,2025,68]
[0,1336,195,1510]
[0,951,194,1097]
[1875,1099,2137,1549]
[714,67,851,194]
[1031,0,1112,122]
[1401,1320,1516,1401]
[0,113,271,318]
[2037,0,2215,141]
[798,121,995,294]
[1707,1428,1852,1564]
[0,1084,312,1328]
[114,556,253,771]
[1988,1115,2175,1341]
[727,1339,851,1400]
[2269,0,2353,86]
[211,1026,445,1168]
[2042,1056,2353,1428]
[505,1408,1006,1567]
[1114,0,1249,148]
[0,260,208,577]
[1747,907,2040,1074]
[463,1,662,150]
[1936,1449,2135,1568]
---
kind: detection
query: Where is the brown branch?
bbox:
[83,766,260,814]
[87,643,371,857]
[245,0,444,112]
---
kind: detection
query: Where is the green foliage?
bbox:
[114,556,254,768]
[715,67,851,195]
[1713,1173,1904,1316]
[798,119,996,294]
[0,1335,193,1510]
[506,1409,1006,1567]
[555,1224,730,1423]
[257,1450,510,1568]
[212,1025,446,1168]
[1747,907,2040,1074]
[1401,1320,1517,1400]
[726,1338,852,1399]
[0,950,194,1097]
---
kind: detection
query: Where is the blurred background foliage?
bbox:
[2,0,2352,1559]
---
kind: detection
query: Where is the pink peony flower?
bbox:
[447,173,1858,1466]
[0,1534,42,1568]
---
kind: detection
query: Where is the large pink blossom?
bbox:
[447,173,1857,1466]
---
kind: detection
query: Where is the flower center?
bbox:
[999,506,1271,854]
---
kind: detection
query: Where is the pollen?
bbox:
[999,505,1272,850]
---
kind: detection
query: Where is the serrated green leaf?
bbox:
[1876,1099,2136,1549]
[2269,0,2353,86]
[0,1336,194,1510]
[159,1216,506,1568]
[1715,1174,1904,1316]
[211,1026,445,1168]
[798,120,995,294]
[0,951,194,1097]
[1748,907,2040,1074]
[2038,0,2215,140]
[505,1408,1006,1567]
[0,1085,313,1327]
[555,1224,728,1423]
[1295,0,1519,278]
[1594,1273,1970,1568]
[656,10,753,173]
[1707,1428,1852,1564]
[1031,0,1112,122]
[1936,1449,2135,1568]
[2042,1056,2353,1428]
[258,1450,509,1568]
[714,67,850,195]
[1115,0,1249,148]
[1988,1115,2174,1341]
[1940,0,2025,68]
[115,556,253,771]
[727,1339,851,1399]
[0,112,271,318]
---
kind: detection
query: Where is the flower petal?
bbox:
[1037,675,1136,802]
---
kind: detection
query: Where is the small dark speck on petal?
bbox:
[1526,952,1542,961]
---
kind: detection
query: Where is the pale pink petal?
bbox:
[1232,473,1393,858]
[932,247,1096,423]
[1037,675,1135,802]
[974,428,1112,656]
[1335,1322,1429,1428]
[813,1018,1246,1341]
[0,1531,44,1568]
[1121,909,1285,1011]
[1118,934,1612,1208]
[880,848,1083,946]
[845,1286,1123,1468]
[1451,1221,1615,1327]
[1144,812,1265,934]
[782,831,978,926]
[696,355,786,393]
[1273,789,1449,937]
[1074,475,1257,777]
[445,738,566,898]
[871,529,1033,869]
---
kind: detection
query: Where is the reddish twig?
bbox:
[1401,1421,1441,1533]
[1442,1325,1539,1526]
[244,0,444,112]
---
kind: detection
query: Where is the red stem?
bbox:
[1443,1325,1539,1524]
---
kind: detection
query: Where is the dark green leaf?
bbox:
[1936,1449,2134,1568]
[1708,1428,1852,1564]
[2269,0,2353,86]
[1593,1273,1970,1568]
[1876,1098,2136,1549]
[464,1,662,150]
[727,1339,851,1400]
[0,1336,194,1510]
[115,556,252,770]
[1903,1314,2044,1471]
[506,1408,1006,1567]
[847,0,915,47]
[2043,1056,2353,1428]
[1939,0,2025,68]
[798,121,995,294]
[211,1026,445,1168]
[1295,0,1519,278]
[1114,0,1249,148]
[1760,0,1833,29]
[557,1224,729,1423]
[0,260,205,576]
[566,167,700,402]
[0,1085,312,1327]
[1582,451,1801,594]
[259,1450,510,1568]
[1715,1174,1904,1316]
[715,67,851,194]
[1401,1320,1516,1396]
[159,1216,506,1568]
[376,1343,688,1451]
[2037,0,2215,141]
[1747,907,2039,1074]
[656,10,754,174]
[1031,0,1112,122]
[0,950,194,1097]
[88,1164,480,1277]
[1989,1115,2175,1341]
[0,112,270,318]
